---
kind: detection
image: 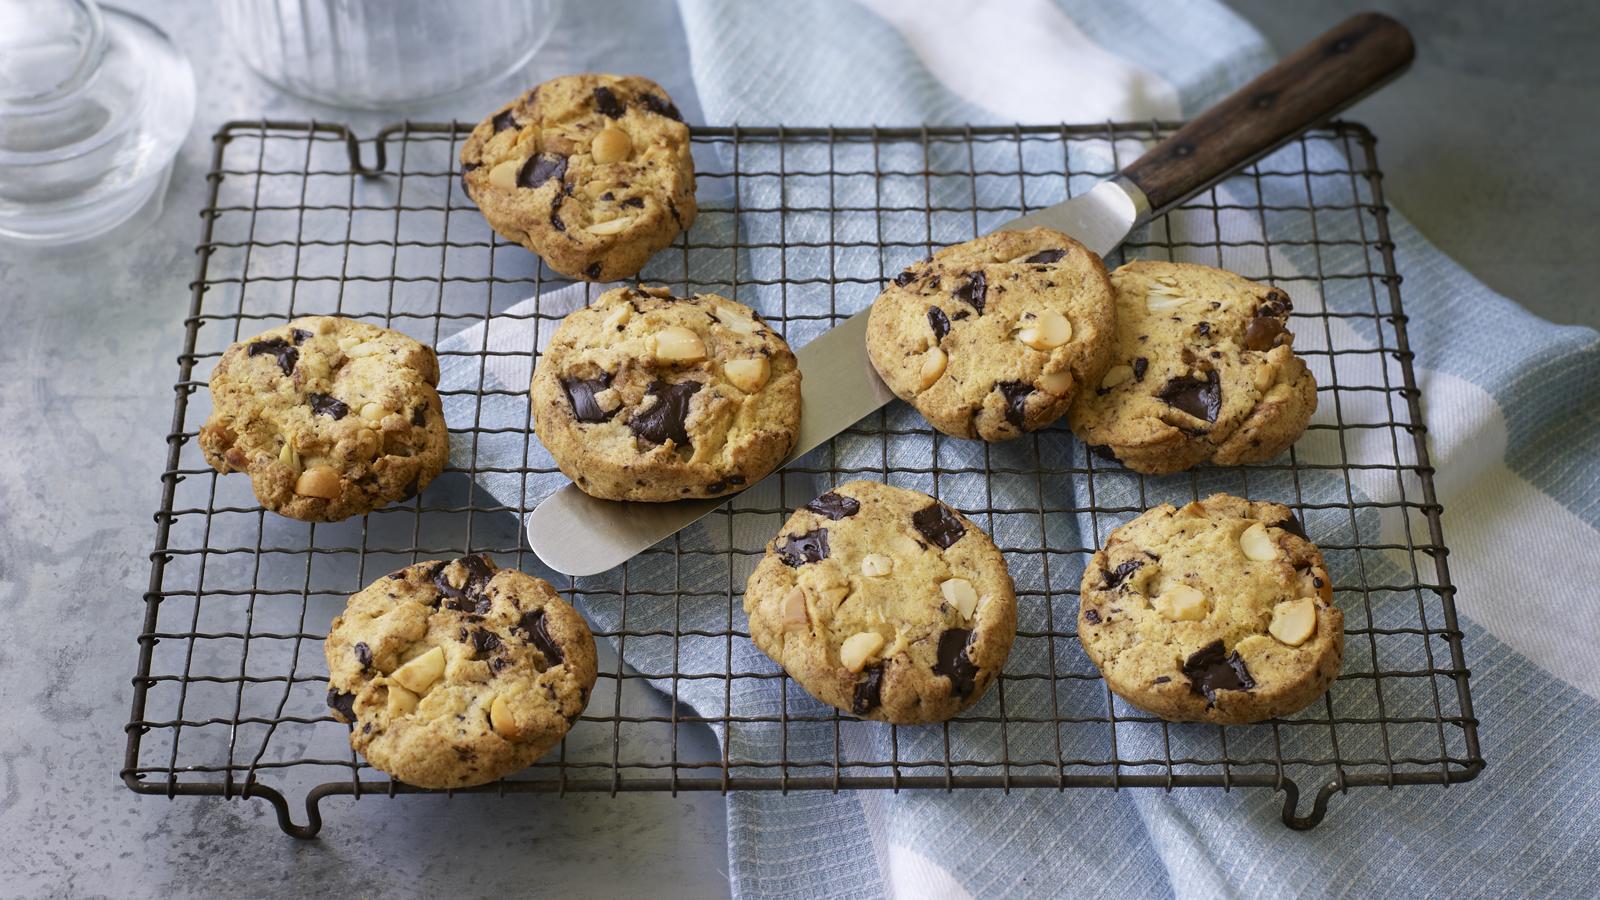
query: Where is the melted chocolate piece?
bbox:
[640,93,682,121]
[912,502,966,550]
[1152,676,1171,685]
[460,161,478,196]
[411,404,428,427]
[489,656,510,675]
[353,642,372,668]
[1182,639,1256,704]
[290,328,312,345]
[927,306,951,342]
[585,262,603,279]
[629,380,702,447]
[1196,321,1212,338]
[952,271,987,314]
[1157,371,1221,422]
[326,688,356,720]
[1243,315,1287,351]
[997,381,1032,428]
[307,392,349,420]
[561,372,616,424]
[805,491,861,520]
[1131,357,1148,382]
[1089,444,1121,464]
[621,196,645,208]
[1101,559,1143,591]
[893,267,919,287]
[852,664,885,715]
[518,153,567,188]
[776,528,830,567]
[432,555,496,614]
[1274,514,1308,540]
[469,628,502,658]
[593,86,624,117]
[1083,609,1102,625]
[248,338,298,376]
[1024,248,1066,264]
[492,109,519,133]
[516,609,565,667]
[933,628,979,698]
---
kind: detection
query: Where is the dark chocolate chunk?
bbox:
[353,642,372,668]
[776,528,830,567]
[491,109,519,133]
[561,372,617,424]
[1259,289,1292,315]
[290,328,312,345]
[519,153,567,188]
[460,161,478,196]
[1243,315,1287,351]
[584,262,603,279]
[489,656,510,674]
[307,392,349,420]
[852,664,885,715]
[1152,676,1171,685]
[1157,371,1221,422]
[933,628,980,698]
[1181,639,1256,704]
[1273,514,1308,540]
[432,555,496,614]
[516,609,565,667]
[469,628,502,658]
[1132,357,1148,381]
[893,267,919,287]
[1024,248,1067,264]
[1313,576,1325,589]
[1084,609,1102,625]
[912,502,966,550]
[927,306,951,342]
[593,86,624,117]
[1089,444,1121,464]
[248,337,298,376]
[640,92,682,121]
[1196,321,1212,338]
[952,271,987,314]
[411,404,428,426]
[805,491,861,520]
[1101,559,1143,591]
[326,688,356,720]
[628,380,701,447]
[621,196,645,208]
[997,381,1032,428]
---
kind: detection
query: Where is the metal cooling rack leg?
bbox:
[1277,778,1340,830]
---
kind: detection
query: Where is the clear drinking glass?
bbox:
[220,0,558,110]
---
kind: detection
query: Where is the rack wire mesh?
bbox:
[124,120,1482,837]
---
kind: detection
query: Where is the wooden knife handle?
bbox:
[1120,11,1414,217]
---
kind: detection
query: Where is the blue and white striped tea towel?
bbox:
[440,1,1600,896]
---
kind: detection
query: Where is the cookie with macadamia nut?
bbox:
[865,227,1117,441]
[460,73,697,281]
[198,315,449,522]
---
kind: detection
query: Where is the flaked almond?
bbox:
[1253,362,1275,392]
[1099,364,1134,390]
[652,326,706,363]
[585,216,635,236]
[1146,293,1191,314]
[940,578,979,620]
[1153,584,1208,621]
[277,441,301,472]
[725,357,770,393]
[839,631,885,672]
[1269,597,1317,646]
[861,554,893,577]
[1017,310,1072,350]
[603,303,632,331]
[391,646,445,694]
[490,692,522,739]
[918,347,947,390]
[713,305,761,335]
[782,586,808,628]
[386,684,419,717]
[1239,522,1277,562]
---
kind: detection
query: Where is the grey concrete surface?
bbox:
[2,0,1595,897]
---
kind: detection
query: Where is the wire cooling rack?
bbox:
[124,119,1482,837]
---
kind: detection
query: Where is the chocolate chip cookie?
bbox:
[325,556,598,789]
[744,481,1017,724]
[1078,494,1342,724]
[461,73,696,282]
[531,285,802,501]
[865,228,1116,441]
[1067,260,1317,474]
[198,316,450,522]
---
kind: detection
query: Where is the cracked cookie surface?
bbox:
[744,481,1017,724]
[865,228,1116,441]
[1078,494,1342,724]
[198,316,449,522]
[1067,260,1317,474]
[461,73,696,281]
[531,285,802,501]
[325,556,598,789]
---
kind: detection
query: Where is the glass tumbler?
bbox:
[221,0,558,110]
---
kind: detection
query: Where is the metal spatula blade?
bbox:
[525,13,1414,576]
